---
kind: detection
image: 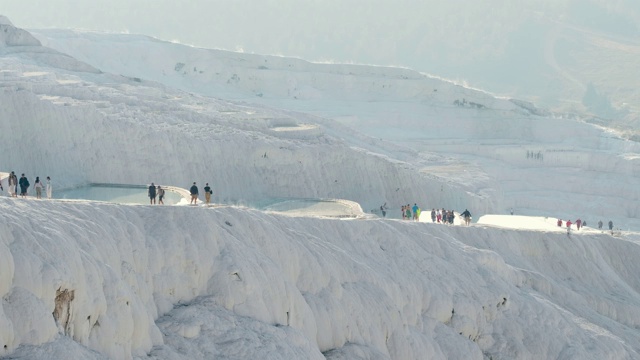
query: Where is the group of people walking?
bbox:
[429,208,461,225]
[148,181,214,206]
[600,220,614,231]
[397,204,471,226]
[2,171,52,199]
[557,218,614,233]
[147,183,166,205]
[189,182,213,205]
[401,204,421,220]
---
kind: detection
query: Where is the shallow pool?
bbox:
[255,198,363,218]
[55,184,184,205]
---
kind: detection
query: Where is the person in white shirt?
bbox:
[34,176,43,199]
[46,176,52,199]
[7,171,16,197]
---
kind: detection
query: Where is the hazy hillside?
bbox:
[31,28,640,231]
[4,0,639,120]
[2,19,487,219]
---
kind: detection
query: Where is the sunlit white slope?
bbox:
[0,21,98,74]
[32,29,640,230]
[0,64,473,214]
[0,18,638,360]
[31,29,516,108]
[2,198,640,359]
[0,19,479,215]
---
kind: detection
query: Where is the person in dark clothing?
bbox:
[18,174,29,198]
[598,220,603,230]
[190,182,199,205]
[608,220,614,232]
[148,182,157,204]
[461,209,472,226]
[204,183,212,205]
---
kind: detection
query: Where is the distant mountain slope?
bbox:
[30,29,516,110]
[0,20,99,73]
[4,0,639,119]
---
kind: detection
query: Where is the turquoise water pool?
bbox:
[55,184,184,205]
[253,198,363,217]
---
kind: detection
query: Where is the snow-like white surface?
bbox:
[30,28,640,231]
[1,18,640,360]
[2,198,640,360]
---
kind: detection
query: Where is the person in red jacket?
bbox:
[557,219,562,227]
[575,219,582,230]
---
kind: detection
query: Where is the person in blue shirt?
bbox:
[412,204,419,221]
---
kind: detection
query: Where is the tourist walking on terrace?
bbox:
[148,182,157,204]
[190,182,199,205]
[461,209,472,226]
[46,176,52,199]
[412,204,419,221]
[33,177,43,199]
[19,173,29,198]
[575,218,582,231]
[157,186,165,205]
[7,171,14,197]
[608,220,614,232]
[204,183,212,205]
[10,172,17,197]
[598,220,603,230]
[13,172,18,196]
